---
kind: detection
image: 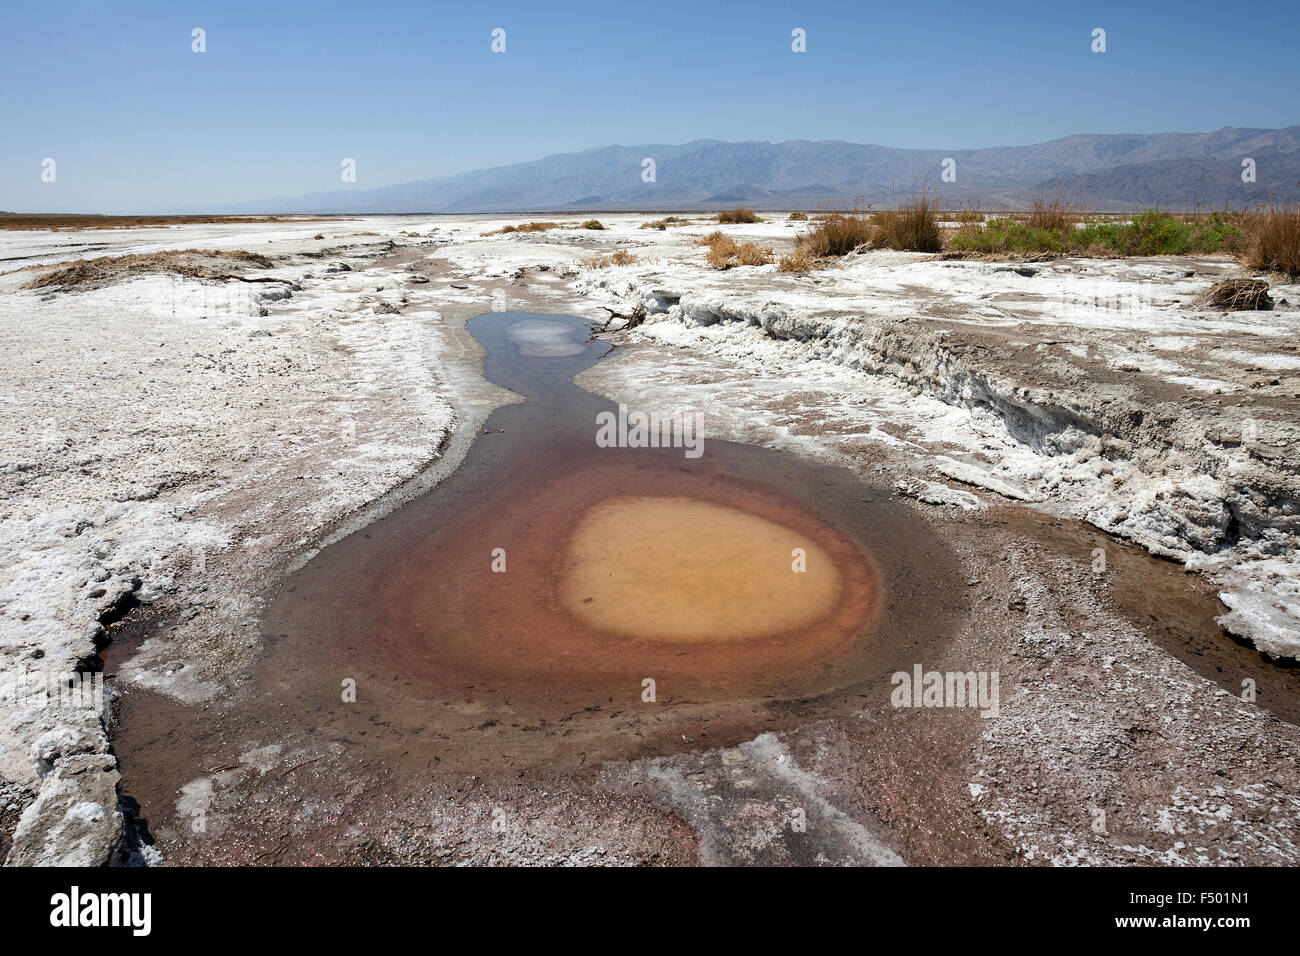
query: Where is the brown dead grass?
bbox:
[734,242,773,266]
[874,191,943,252]
[1022,194,1078,233]
[641,216,690,230]
[486,221,561,235]
[794,213,875,258]
[717,208,759,224]
[777,251,816,273]
[1202,277,1273,311]
[23,249,275,290]
[590,249,639,268]
[697,231,773,269]
[1242,204,1300,277]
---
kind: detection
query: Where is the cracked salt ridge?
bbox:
[575,259,1300,662]
[0,218,463,863]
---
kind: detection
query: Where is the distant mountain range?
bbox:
[209,127,1300,213]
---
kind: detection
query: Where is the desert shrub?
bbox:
[1191,209,1245,253]
[698,232,772,268]
[1023,196,1077,233]
[1241,204,1300,276]
[787,211,808,221]
[777,251,816,273]
[874,191,943,252]
[641,216,690,230]
[487,221,560,235]
[704,237,738,268]
[1074,210,1205,256]
[1112,210,1190,255]
[794,213,875,257]
[580,219,605,230]
[734,242,773,266]
[590,248,638,268]
[948,197,1074,254]
[950,208,1244,257]
[717,208,758,224]
[947,218,1069,254]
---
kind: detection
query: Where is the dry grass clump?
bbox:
[793,213,875,258]
[734,242,774,266]
[951,208,984,223]
[717,208,759,224]
[641,216,689,230]
[874,191,943,252]
[590,248,638,268]
[697,231,772,269]
[698,231,736,268]
[695,230,731,251]
[787,211,808,221]
[580,219,606,230]
[1202,277,1273,312]
[1022,195,1078,232]
[1241,203,1300,276]
[487,221,560,235]
[24,249,274,290]
[777,251,816,273]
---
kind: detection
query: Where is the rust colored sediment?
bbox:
[373,459,879,695]
[110,313,970,853]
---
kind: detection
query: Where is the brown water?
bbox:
[561,496,847,642]
[228,313,963,773]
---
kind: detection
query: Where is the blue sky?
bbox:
[2,0,1297,212]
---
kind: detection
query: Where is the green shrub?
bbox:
[948,218,1069,254]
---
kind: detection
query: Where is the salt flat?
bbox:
[1,213,1297,866]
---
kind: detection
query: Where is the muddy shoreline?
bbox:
[108,311,972,861]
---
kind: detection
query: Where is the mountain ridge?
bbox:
[201,126,1300,214]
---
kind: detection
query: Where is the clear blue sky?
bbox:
[2,0,1297,212]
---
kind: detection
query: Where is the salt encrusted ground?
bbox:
[0,213,1296,865]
